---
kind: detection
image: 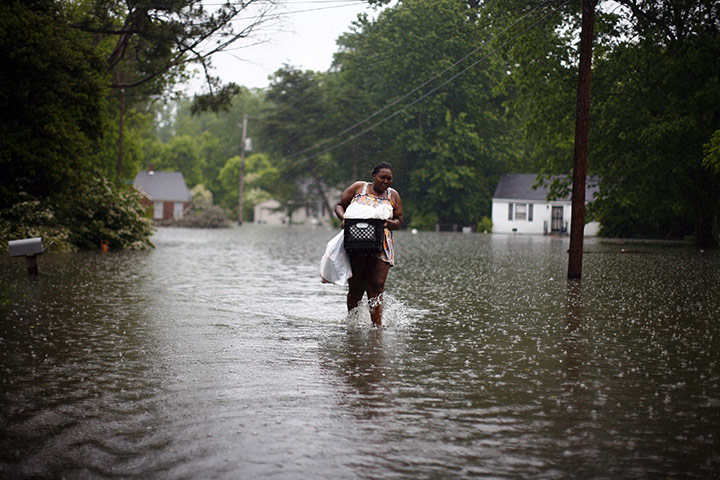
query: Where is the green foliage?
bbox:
[260,65,337,218]
[190,184,214,211]
[0,0,108,208]
[493,0,720,246]
[412,111,501,224]
[586,2,720,246]
[155,134,204,186]
[68,0,270,96]
[477,216,493,233]
[161,206,230,229]
[333,0,508,222]
[58,177,155,250]
[408,211,439,231]
[0,179,154,252]
[704,129,720,174]
[191,83,243,114]
[218,153,279,220]
[91,105,157,182]
[0,194,74,254]
[160,90,268,208]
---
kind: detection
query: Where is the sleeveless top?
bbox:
[349,182,396,265]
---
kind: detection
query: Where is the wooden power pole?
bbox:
[568,0,596,279]
[117,87,125,181]
[238,113,248,225]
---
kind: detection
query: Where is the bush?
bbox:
[0,193,74,253]
[58,177,155,250]
[160,205,231,228]
[408,211,439,231]
[477,216,493,233]
[0,178,155,252]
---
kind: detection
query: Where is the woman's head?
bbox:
[371,162,393,193]
[371,162,393,176]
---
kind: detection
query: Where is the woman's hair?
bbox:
[372,161,393,175]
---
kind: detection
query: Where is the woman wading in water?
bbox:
[335,162,403,326]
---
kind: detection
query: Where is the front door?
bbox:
[551,206,564,232]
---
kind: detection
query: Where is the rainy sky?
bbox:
[183,0,377,92]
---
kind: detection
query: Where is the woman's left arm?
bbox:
[386,191,403,231]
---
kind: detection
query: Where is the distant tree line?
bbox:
[1,0,718,249]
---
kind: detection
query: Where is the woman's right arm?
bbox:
[335,182,361,225]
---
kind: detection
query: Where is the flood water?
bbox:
[1,226,719,479]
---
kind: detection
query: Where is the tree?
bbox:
[331,0,508,226]
[493,0,720,246]
[260,65,335,215]
[160,89,267,208]
[68,0,278,99]
[218,153,274,218]
[0,0,108,208]
[589,0,720,246]
[154,134,204,187]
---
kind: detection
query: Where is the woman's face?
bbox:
[372,168,393,193]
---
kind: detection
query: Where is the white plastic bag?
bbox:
[344,201,392,220]
[319,230,352,286]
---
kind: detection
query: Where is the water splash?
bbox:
[343,293,414,330]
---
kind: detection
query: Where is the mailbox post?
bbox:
[8,237,44,276]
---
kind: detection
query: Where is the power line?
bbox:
[284,0,570,163]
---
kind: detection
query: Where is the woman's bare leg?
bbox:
[367,258,391,326]
[347,255,368,312]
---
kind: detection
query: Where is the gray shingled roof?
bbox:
[493,173,600,202]
[133,170,192,202]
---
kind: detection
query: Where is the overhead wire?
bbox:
[283,0,571,163]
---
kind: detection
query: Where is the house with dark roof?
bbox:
[491,174,600,235]
[133,170,192,220]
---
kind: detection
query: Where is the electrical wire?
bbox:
[284,0,570,163]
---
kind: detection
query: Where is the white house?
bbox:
[254,188,340,226]
[491,174,600,236]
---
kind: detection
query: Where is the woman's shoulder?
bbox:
[347,181,367,195]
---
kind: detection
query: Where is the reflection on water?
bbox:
[1,226,719,479]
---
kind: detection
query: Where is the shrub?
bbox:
[57,177,155,250]
[477,216,493,233]
[160,205,231,228]
[0,193,74,253]
[0,178,155,252]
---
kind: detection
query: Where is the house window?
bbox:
[528,203,534,222]
[153,201,163,220]
[173,202,184,219]
[515,204,527,221]
[508,203,513,220]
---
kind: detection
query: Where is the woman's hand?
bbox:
[384,218,401,230]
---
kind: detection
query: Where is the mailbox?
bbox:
[9,237,44,257]
[8,237,44,276]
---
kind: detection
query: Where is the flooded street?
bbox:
[2,226,719,479]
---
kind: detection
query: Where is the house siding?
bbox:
[493,200,566,234]
[492,200,598,236]
[491,174,600,236]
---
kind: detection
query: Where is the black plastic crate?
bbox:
[344,218,385,253]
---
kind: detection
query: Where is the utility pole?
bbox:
[117,87,125,181]
[568,0,596,279]
[238,114,249,225]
